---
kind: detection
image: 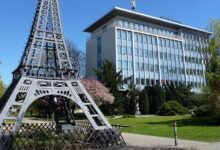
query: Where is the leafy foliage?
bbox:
[164,84,194,108]
[0,80,5,99]
[124,87,140,115]
[194,19,220,118]
[80,78,114,105]
[94,60,124,115]
[158,101,188,116]
[138,87,149,114]
[147,85,165,114]
[94,60,123,94]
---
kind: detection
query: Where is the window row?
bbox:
[185,56,203,64]
[183,32,209,44]
[117,30,132,41]
[134,33,157,45]
[158,38,182,49]
[160,52,184,62]
[135,78,204,88]
[186,68,204,76]
[117,20,178,38]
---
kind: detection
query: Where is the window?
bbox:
[145,63,149,71]
[162,38,165,47]
[136,78,140,84]
[155,64,159,72]
[135,24,139,30]
[145,50,148,57]
[152,36,157,45]
[150,51,153,58]
[139,34,143,43]
[160,52,163,59]
[117,45,122,54]
[123,61,128,69]
[139,24,144,31]
[123,21,128,28]
[149,26,153,33]
[148,35,152,44]
[129,22,134,29]
[143,35,147,43]
[141,79,145,85]
[139,49,144,57]
[134,48,138,56]
[127,47,132,55]
[134,33,138,42]
[153,28,157,34]
[144,26,149,32]
[140,63,144,71]
[166,39,170,47]
[170,40,174,48]
[117,30,121,39]
[122,46,127,55]
[128,62,133,69]
[118,20,123,26]
[150,64,154,72]
[122,30,126,40]
[135,62,139,70]
[118,60,122,69]
[128,32,132,41]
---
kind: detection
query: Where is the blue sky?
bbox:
[0,0,219,85]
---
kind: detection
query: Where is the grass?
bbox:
[108,115,220,142]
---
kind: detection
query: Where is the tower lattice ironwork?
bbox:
[0,0,113,133]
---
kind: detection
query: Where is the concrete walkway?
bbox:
[123,133,207,148]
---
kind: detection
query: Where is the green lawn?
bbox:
[108,115,220,142]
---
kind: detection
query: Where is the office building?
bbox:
[85,7,211,91]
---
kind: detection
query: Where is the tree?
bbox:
[0,80,5,99]
[94,60,123,93]
[200,19,220,117]
[0,61,5,98]
[94,60,124,115]
[164,83,194,108]
[80,78,115,105]
[139,87,150,114]
[148,85,165,114]
[66,40,86,78]
[124,87,140,115]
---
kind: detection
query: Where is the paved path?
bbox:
[118,133,209,150]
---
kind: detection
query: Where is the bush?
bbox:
[157,101,188,116]
[192,105,215,117]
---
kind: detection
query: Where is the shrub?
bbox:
[192,105,215,117]
[157,101,188,116]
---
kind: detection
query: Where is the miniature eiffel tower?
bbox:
[0,0,112,132]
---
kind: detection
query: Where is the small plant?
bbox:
[157,101,188,116]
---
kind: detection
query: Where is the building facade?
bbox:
[85,7,211,92]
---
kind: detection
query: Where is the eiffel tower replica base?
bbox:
[0,77,113,132]
[0,0,125,148]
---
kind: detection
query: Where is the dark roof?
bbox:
[84,7,212,35]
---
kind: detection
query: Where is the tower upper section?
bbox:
[14,0,74,80]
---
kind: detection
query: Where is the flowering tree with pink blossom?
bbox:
[80,78,115,106]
